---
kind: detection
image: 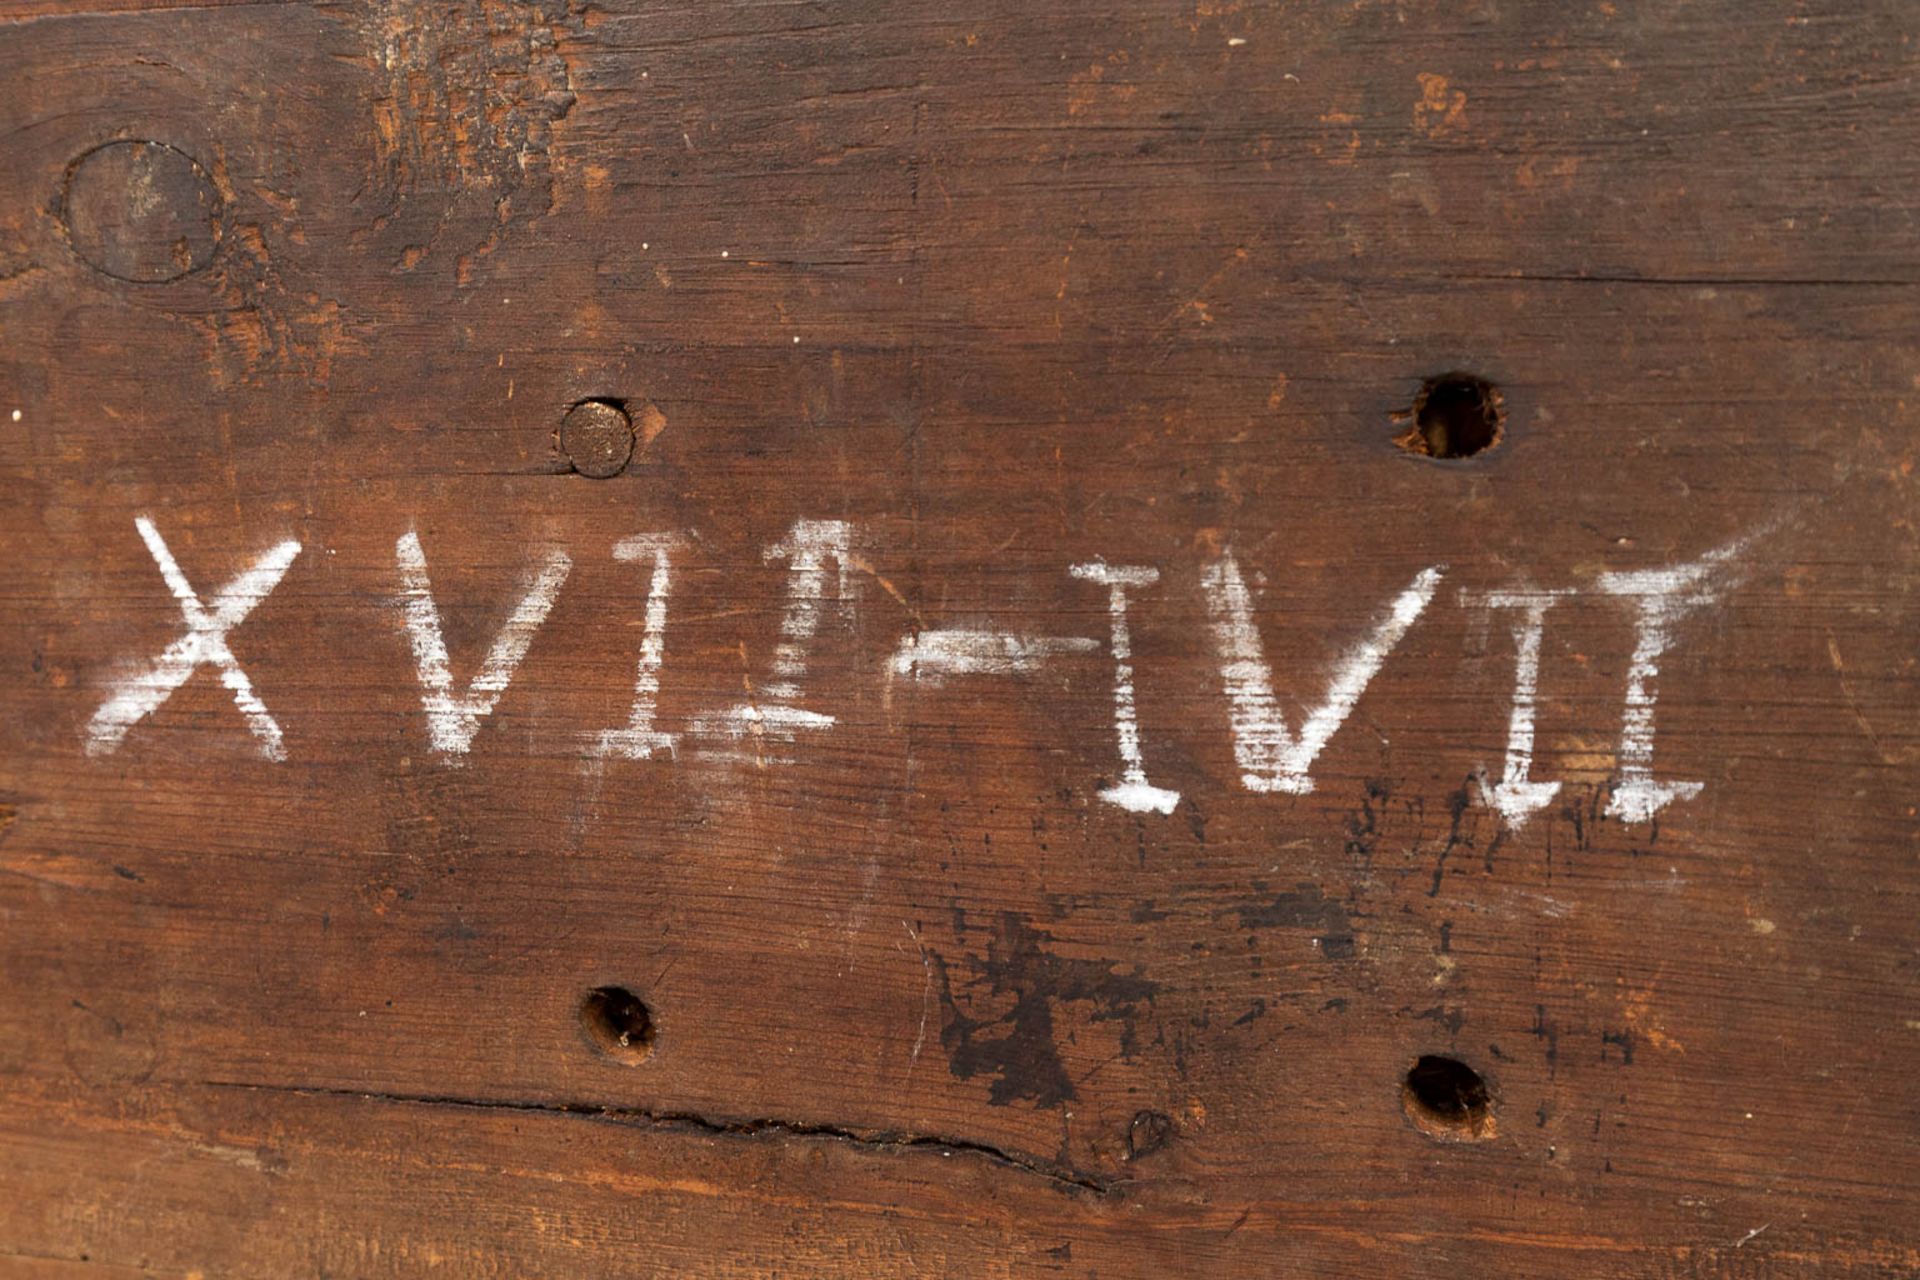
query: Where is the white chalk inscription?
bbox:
[1202,556,1443,796]
[85,516,302,761]
[1468,588,1568,831]
[395,529,572,759]
[83,515,1773,826]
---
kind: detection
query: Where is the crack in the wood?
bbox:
[1431,270,1920,288]
[201,1079,1119,1196]
[1,0,309,28]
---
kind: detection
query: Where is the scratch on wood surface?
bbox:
[1827,630,1917,765]
[903,921,934,1086]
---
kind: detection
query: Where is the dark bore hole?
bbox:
[1396,373,1504,460]
[580,986,654,1064]
[1402,1054,1495,1141]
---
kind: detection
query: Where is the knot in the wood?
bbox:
[62,140,222,283]
[1126,1109,1173,1159]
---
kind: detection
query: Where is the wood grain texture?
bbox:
[1,0,1916,1275]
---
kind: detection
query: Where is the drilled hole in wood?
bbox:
[580,986,654,1063]
[1402,1054,1495,1141]
[1395,373,1504,460]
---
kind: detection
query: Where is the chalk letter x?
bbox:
[86,516,303,760]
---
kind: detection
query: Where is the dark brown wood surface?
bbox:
[2,1,1917,1275]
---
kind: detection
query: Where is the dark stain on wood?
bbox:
[932,912,1157,1109]
[1233,882,1355,959]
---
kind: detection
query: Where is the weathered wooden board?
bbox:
[1,0,1917,1275]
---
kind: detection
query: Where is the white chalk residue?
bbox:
[1597,532,1752,823]
[701,703,838,738]
[395,530,571,757]
[1201,555,1443,794]
[1071,562,1180,814]
[1468,588,1568,829]
[889,629,1098,683]
[692,519,852,758]
[763,518,852,701]
[85,516,302,760]
[594,535,679,760]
